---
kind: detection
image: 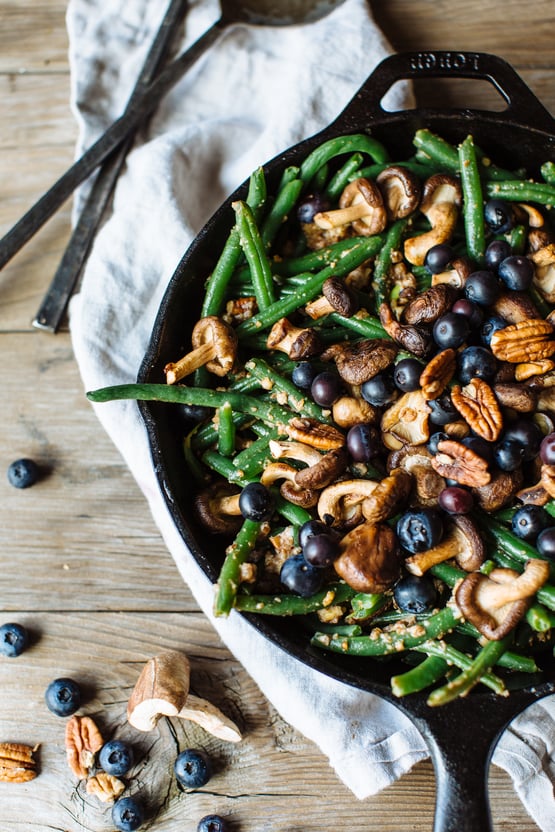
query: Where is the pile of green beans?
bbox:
[88,128,555,707]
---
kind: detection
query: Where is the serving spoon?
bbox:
[0,0,345,330]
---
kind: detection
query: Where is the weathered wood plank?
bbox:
[0,0,70,73]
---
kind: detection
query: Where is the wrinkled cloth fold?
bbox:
[66,0,555,826]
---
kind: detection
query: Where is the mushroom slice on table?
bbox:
[455,559,551,640]
[404,515,485,576]
[266,317,322,360]
[127,651,242,742]
[334,521,401,593]
[376,165,421,220]
[164,316,238,384]
[313,177,387,237]
[404,174,462,266]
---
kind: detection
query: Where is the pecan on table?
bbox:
[86,771,125,803]
[0,742,38,782]
[65,715,104,780]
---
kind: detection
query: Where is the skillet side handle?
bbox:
[336,50,555,133]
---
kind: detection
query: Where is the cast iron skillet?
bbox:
[138,52,555,832]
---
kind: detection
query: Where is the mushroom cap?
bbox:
[194,482,243,535]
[376,165,422,220]
[191,316,238,377]
[317,478,379,527]
[295,446,349,490]
[339,177,388,236]
[266,318,322,360]
[402,284,459,326]
[492,291,541,324]
[472,467,523,513]
[381,390,431,450]
[260,462,319,508]
[332,395,379,429]
[334,522,401,593]
[322,276,359,317]
[127,651,190,731]
[420,173,463,213]
[404,514,485,576]
[320,338,398,385]
[388,445,446,507]
[379,302,433,358]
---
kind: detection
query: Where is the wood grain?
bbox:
[0,0,553,830]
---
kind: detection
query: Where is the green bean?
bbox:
[391,654,449,698]
[201,167,267,318]
[232,432,278,479]
[509,224,527,255]
[326,311,388,339]
[459,135,486,264]
[348,592,388,620]
[261,178,303,249]
[311,605,459,657]
[217,401,236,457]
[450,622,539,673]
[214,518,261,616]
[483,517,554,572]
[426,636,511,706]
[299,134,390,186]
[192,412,252,453]
[87,383,293,430]
[373,218,409,308]
[236,235,385,339]
[485,180,555,205]
[311,161,329,191]
[277,165,300,191]
[312,622,363,637]
[271,235,372,277]
[233,200,275,310]
[234,582,356,615]
[413,129,514,181]
[325,152,365,201]
[526,603,555,632]
[245,357,327,422]
[355,160,440,182]
[541,161,555,186]
[413,640,506,695]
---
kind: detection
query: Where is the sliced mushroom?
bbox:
[266,317,322,360]
[164,316,238,384]
[431,255,473,289]
[360,468,412,524]
[332,395,379,429]
[334,522,401,593]
[268,440,348,490]
[531,243,555,304]
[388,445,446,507]
[260,462,319,508]
[516,202,545,228]
[127,651,242,742]
[472,467,523,512]
[305,276,359,320]
[493,382,538,413]
[455,559,550,640]
[194,482,243,535]
[492,291,541,324]
[404,174,462,266]
[379,302,433,358]
[317,478,379,528]
[381,390,431,450]
[320,339,398,385]
[376,165,421,220]
[313,178,387,237]
[404,515,485,576]
[402,284,459,326]
[268,440,322,468]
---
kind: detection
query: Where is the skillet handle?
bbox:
[340,50,555,132]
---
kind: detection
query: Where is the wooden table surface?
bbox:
[1,1,554,830]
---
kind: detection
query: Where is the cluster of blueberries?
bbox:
[0,622,228,832]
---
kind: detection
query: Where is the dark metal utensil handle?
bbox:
[0,17,226,272]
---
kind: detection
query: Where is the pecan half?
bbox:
[86,772,126,803]
[419,348,456,399]
[0,742,38,783]
[490,319,555,363]
[285,417,345,450]
[451,378,503,442]
[361,468,412,524]
[65,715,104,780]
[515,359,555,381]
[431,439,491,487]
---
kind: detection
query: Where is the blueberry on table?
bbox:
[396,508,444,554]
[511,505,550,543]
[0,622,29,657]
[7,458,40,489]
[112,796,145,832]
[174,748,212,788]
[99,739,134,777]
[238,482,274,522]
[197,815,230,832]
[280,554,324,597]
[394,573,438,614]
[44,677,81,716]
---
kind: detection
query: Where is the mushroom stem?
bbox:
[218,494,242,515]
[476,561,550,610]
[178,694,242,743]
[314,201,376,229]
[305,295,335,319]
[405,528,465,576]
[165,342,216,384]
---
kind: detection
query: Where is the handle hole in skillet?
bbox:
[382,77,509,113]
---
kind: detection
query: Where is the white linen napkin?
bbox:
[66,0,555,826]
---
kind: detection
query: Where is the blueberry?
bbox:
[427,431,449,455]
[540,432,555,465]
[462,435,494,465]
[7,458,40,489]
[44,677,81,717]
[438,486,474,515]
[176,400,213,427]
[464,270,500,307]
[280,554,324,597]
[238,482,274,522]
[0,622,29,657]
[174,748,212,788]
[298,519,330,550]
[393,358,424,392]
[457,346,498,384]
[99,739,134,777]
[484,198,515,233]
[451,298,484,329]
[503,419,543,462]
[396,508,444,554]
[536,527,555,561]
[480,315,507,346]
[302,534,339,567]
[296,192,331,224]
[428,393,458,427]
[197,815,230,832]
[310,371,343,407]
[360,372,397,407]
[424,243,454,274]
[432,312,470,349]
[485,239,512,271]
[394,574,438,614]
[493,438,525,472]
[498,255,534,292]
[112,796,145,832]
[291,361,318,391]
[346,423,381,462]
[511,505,550,543]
